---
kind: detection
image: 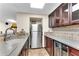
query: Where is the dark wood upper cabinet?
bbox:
[49,6,62,27]
[49,3,70,28]
[49,3,79,28]
[71,3,79,24]
[54,8,61,26]
[49,12,56,28]
[49,14,54,28]
[61,3,70,25]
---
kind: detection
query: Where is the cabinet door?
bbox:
[49,16,53,28]
[69,47,79,56]
[19,38,29,56]
[61,3,70,25]
[54,8,61,26]
[48,38,53,56]
[49,14,55,28]
[45,36,54,56]
[71,3,79,24]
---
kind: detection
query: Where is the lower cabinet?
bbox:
[19,48,28,56]
[19,38,29,56]
[69,47,79,56]
[45,36,54,56]
[53,41,69,56]
[45,36,79,56]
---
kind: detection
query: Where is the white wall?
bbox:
[16,13,49,47]
[0,20,6,34]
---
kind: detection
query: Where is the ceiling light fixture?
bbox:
[30,3,45,9]
[7,19,16,23]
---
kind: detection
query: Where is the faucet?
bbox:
[4,28,14,41]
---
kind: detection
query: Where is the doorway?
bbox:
[29,17,43,49]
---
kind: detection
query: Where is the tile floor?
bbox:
[28,48,49,56]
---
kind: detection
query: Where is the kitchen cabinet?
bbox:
[54,41,69,56]
[60,3,70,25]
[19,38,29,56]
[69,47,79,56]
[49,3,79,28]
[54,10,60,27]
[45,36,79,56]
[49,6,62,27]
[49,14,55,28]
[54,7,62,26]
[71,3,79,24]
[45,36,69,56]
[61,3,79,25]
[45,36,54,56]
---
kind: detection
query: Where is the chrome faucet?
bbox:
[4,28,14,41]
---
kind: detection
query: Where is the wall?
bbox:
[0,20,6,34]
[16,13,49,47]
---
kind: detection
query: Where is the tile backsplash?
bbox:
[50,25,79,40]
[52,25,79,31]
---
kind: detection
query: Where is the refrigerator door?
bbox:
[31,24,38,31]
[37,32,42,48]
[31,32,38,48]
[38,24,42,32]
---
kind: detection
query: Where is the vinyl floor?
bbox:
[28,48,49,56]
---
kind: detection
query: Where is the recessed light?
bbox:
[30,3,45,9]
[6,19,16,23]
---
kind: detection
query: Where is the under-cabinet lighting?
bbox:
[30,3,45,9]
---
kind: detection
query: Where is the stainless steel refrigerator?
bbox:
[31,23,42,48]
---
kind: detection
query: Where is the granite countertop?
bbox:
[0,34,29,56]
[44,32,79,50]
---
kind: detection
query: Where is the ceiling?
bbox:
[0,3,61,21]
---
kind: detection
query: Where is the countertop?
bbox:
[44,32,79,50]
[0,34,4,37]
[0,34,29,56]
